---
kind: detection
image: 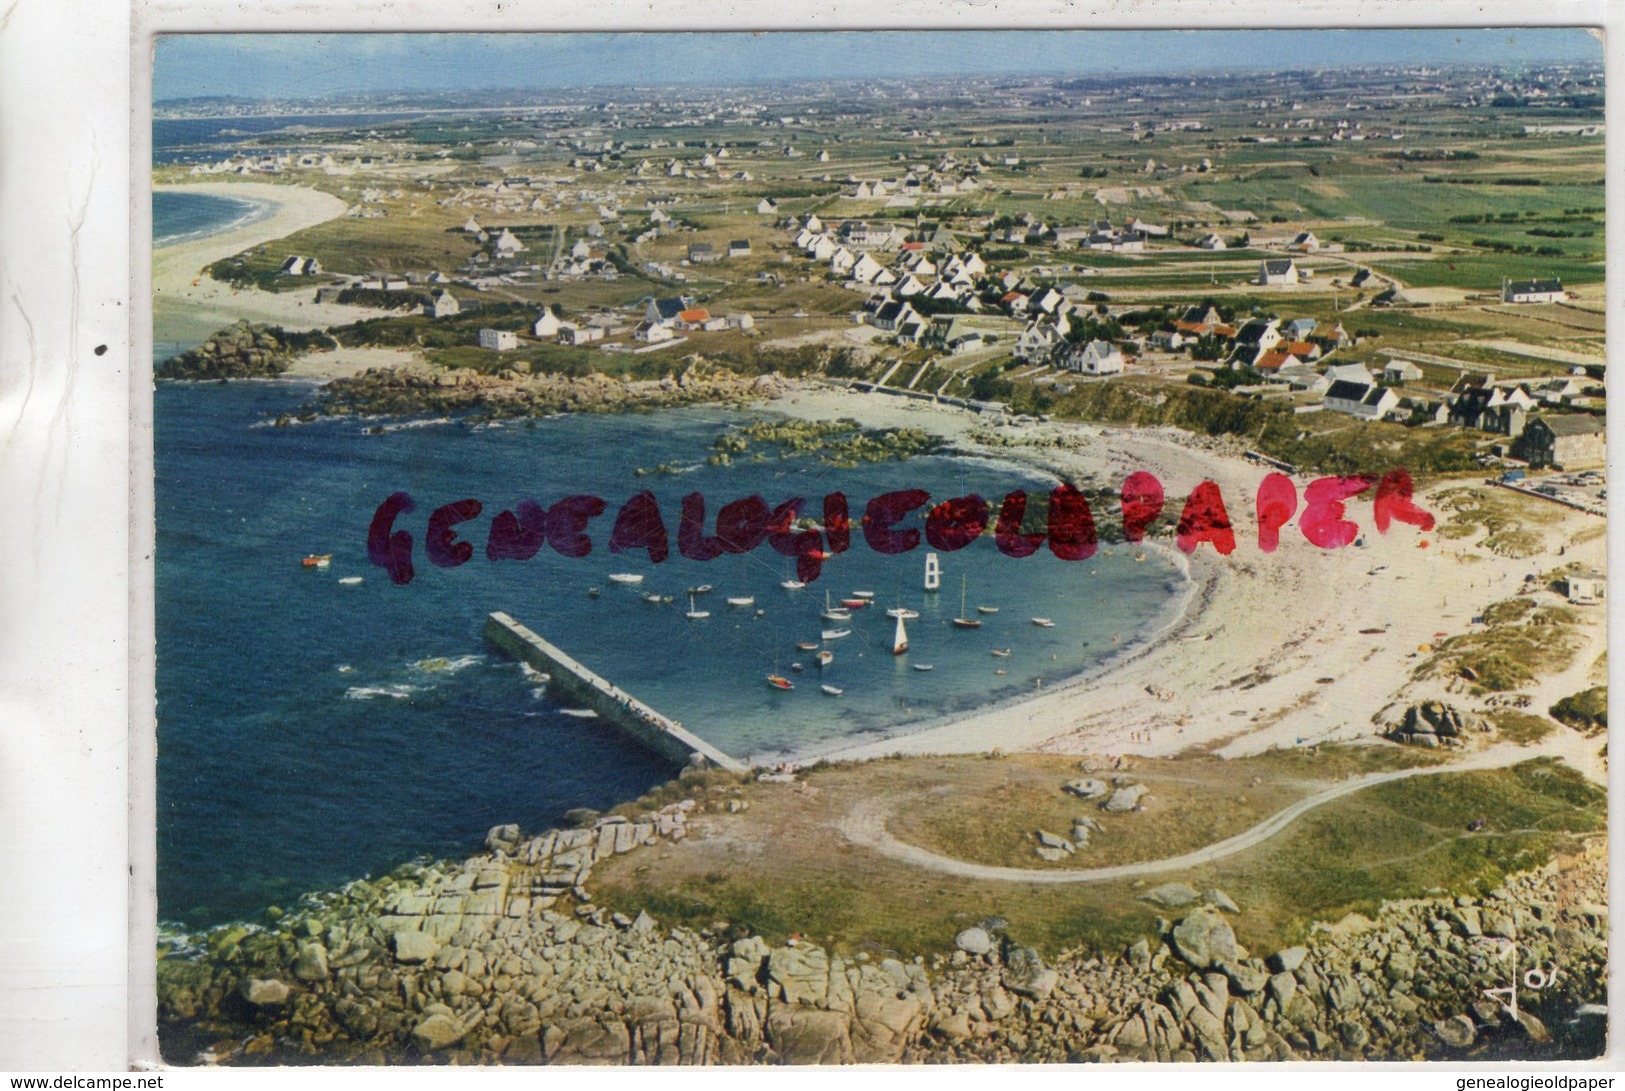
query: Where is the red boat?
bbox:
[840,598,869,609]
[766,674,795,691]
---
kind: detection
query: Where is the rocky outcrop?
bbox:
[156,322,314,380]
[1385,701,1490,747]
[157,808,1607,1066]
[305,359,788,422]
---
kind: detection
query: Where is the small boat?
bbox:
[892,613,909,656]
[338,576,363,585]
[642,592,664,604]
[885,606,920,620]
[301,554,332,568]
[820,684,844,697]
[952,574,982,629]
[796,641,820,652]
[816,650,834,668]
[755,608,766,617]
[992,648,1011,658]
[851,591,875,600]
[766,674,795,691]
[841,598,869,609]
[559,708,599,719]
[608,573,644,585]
[912,663,935,672]
[821,628,851,641]
[791,662,804,673]
[821,608,852,622]
[686,584,713,595]
[727,596,756,607]
[1032,618,1056,628]
[781,579,806,590]
[685,593,710,620]
[588,587,601,598]
[976,605,999,615]
[994,669,1007,676]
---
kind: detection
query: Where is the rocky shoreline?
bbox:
[300,359,790,422]
[156,777,1607,1065]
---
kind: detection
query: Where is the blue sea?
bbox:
[153,201,1190,931]
[153,112,429,165]
[153,190,272,248]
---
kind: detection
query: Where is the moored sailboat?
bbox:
[892,612,909,656]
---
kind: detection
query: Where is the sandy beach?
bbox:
[759,384,1607,782]
[153,181,394,343]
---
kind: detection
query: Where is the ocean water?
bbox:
[152,190,270,248]
[153,112,428,165]
[154,385,1187,927]
[151,194,1189,930]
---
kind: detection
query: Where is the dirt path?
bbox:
[836,746,1533,884]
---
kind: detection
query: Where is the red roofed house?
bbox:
[677,308,711,330]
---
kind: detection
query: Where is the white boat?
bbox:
[1032,617,1056,628]
[559,708,599,719]
[976,605,999,615]
[727,596,756,607]
[820,684,844,697]
[338,576,363,585]
[992,648,1011,658]
[821,628,851,641]
[816,650,834,668]
[685,593,710,620]
[852,591,875,600]
[820,591,851,622]
[781,579,807,590]
[642,591,664,604]
[912,663,935,672]
[892,613,909,656]
[608,573,644,585]
[885,606,920,620]
[686,584,713,595]
[952,574,982,630]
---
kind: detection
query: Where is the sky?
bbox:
[154,29,1603,102]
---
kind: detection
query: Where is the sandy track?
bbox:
[836,746,1531,884]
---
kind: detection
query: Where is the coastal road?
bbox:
[836,746,1534,884]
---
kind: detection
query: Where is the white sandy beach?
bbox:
[153,181,394,340]
[760,385,1607,783]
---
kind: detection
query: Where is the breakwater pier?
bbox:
[483,611,749,774]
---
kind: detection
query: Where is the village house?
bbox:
[478,329,518,352]
[1195,233,1227,250]
[425,289,460,318]
[1061,339,1126,376]
[1383,360,1424,384]
[1513,414,1605,469]
[871,299,923,334]
[532,307,561,339]
[1561,570,1606,605]
[727,239,752,258]
[676,308,712,331]
[645,296,693,328]
[555,323,605,346]
[1258,259,1299,286]
[757,198,779,215]
[1291,231,1321,252]
[493,229,526,258]
[687,242,720,264]
[632,319,676,344]
[1322,379,1399,421]
[1014,321,1065,362]
[279,255,321,276]
[1501,277,1565,304]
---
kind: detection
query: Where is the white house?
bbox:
[425,289,460,318]
[1502,277,1565,304]
[757,198,779,215]
[1195,233,1227,250]
[1014,321,1064,362]
[556,323,605,346]
[532,308,561,339]
[279,255,321,276]
[493,229,526,257]
[1382,360,1423,384]
[1323,379,1399,420]
[1062,340,1126,376]
[850,253,886,284]
[632,320,675,344]
[1258,259,1299,286]
[478,329,518,351]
